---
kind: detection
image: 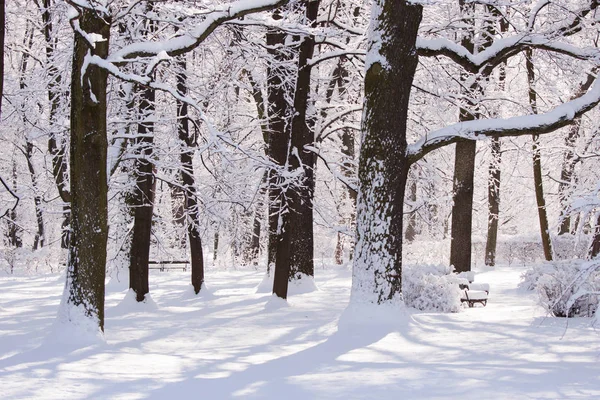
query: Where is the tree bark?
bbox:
[449,1,478,273]
[63,6,110,331]
[484,136,501,266]
[265,12,292,274]
[526,49,553,261]
[177,56,205,294]
[351,0,422,304]
[129,8,158,302]
[286,0,320,280]
[129,84,156,302]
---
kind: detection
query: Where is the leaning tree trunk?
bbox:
[351,0,422,304]
[449,0,478,274]
[526,49,553,261]
[177,56,205,294]
[62,6,110,332]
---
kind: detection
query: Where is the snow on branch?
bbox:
[417,0,600,73]
[407,78,600,163]
[417,35,600,74]
[109,0,289,61]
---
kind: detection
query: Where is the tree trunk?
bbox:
[286,0,319,281]
[129,84,156,302]
[177,56,205,294]
[450,140,477,273]
[351,0,422,304]
[449,1,478,273]
[265,13,292,273]
[484,136,501,266]
[526,49,553,261]
[62,6,110,332]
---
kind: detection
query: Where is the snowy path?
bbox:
[0,266,598,399]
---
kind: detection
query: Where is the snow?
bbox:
[407,77,600,158]
[1,266,599,399]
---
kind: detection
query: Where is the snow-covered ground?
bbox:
[1,265,599,399]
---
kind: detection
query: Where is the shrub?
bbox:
[403,264,464,313]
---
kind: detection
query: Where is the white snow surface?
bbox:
[1,266,599,399]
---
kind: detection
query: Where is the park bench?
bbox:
[459,282,490,308]
[148,260,190,272]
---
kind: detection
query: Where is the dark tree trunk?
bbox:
[484,136,501,266]
[129,84,156,302]
[41,0,71,249]
[450,140,476,273]
[286,0,319,281]
[449,1,478,273]
[64,6,110,331]
[351,0,422,304]
[177,57,205,294]
[265,13,292,273]
[526,49,553,261]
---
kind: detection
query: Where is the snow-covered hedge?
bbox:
[521,260,599,317]
[403,264,464,313]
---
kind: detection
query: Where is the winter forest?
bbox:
[1,0,600,398]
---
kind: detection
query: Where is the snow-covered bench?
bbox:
[461,290,488,307]
[459,282,489,307]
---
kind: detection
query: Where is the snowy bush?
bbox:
[521,260,599,317]
[403,264,464,313]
